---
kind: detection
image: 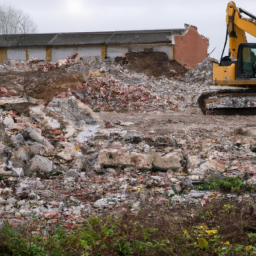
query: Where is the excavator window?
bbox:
[237,43,256,78]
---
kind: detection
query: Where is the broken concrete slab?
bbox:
[153,152,183,170]
[98,148,134,167]
[29,155,53,175]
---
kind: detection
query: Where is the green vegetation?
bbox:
[197,177,243,192]
[1,199,256,255]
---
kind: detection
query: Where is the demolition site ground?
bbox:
[1,55,256,255]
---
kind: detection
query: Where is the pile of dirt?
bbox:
[115,50,188,78]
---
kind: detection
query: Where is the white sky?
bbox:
[1,0,256,60]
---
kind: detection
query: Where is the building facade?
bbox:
[0,24,208,69]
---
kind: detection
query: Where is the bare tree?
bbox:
[0,4,37,34]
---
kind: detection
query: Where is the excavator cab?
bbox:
[237,43,256,79]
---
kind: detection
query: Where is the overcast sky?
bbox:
[2,0,256,60]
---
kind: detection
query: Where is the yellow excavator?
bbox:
[198,1,256,115]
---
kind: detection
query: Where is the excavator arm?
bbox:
[213,2,256,86]
[227,1,256,60]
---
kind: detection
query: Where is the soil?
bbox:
[0,69,83,101]
[99,110,256,137]
[115,51,188,77]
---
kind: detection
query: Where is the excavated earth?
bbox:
[0,56,256,230]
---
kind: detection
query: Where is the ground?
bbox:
[1,56,256,255]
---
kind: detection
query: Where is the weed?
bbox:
[198,177,243,192]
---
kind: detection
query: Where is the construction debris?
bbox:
[0,54,255,228]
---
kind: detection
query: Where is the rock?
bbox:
[151,176,162,182]
[120,122,134,126]
[30,155,53,175]
[130,201,140,213]
[98,148,134,167]
[93,198,108,208]
[29,105,46,122]
[153,152,183,170]
[250,143,256,153]
[99,66,107,73]
[12,168,24,177]
[123,130,143,144]
[0,170,16,179]
[57,142,79,161]
[28,192,37,199]
[0,142,5,155]
[131,152,153,170]
[47,96,104,128]
[235,127,256,137]
[22,126,44,144]
[13,146,30,165]
[201,159,226,173]
[6,197,17,205]
[188,155,201,167]
[189,191,205,199]
[29,143,45,156]
[42,190,52,198]
[11,134,26,148]
[167,188,175,196]
[64,125,76,139]
[65,169,79,179]
[145,135,177,147]
[172,183,182,193]
[93,164,104,174]
[19,209,32,217]
[181,178,193,189]
[45,116,61,129]
[3,117,14,127]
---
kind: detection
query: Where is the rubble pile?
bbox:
[181,57,216,85]
[74,76,178,112]
[0,53,82,73]
[0,54,255,228]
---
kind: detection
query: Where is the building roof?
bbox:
[0,27,187,48]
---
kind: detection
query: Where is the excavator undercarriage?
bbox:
[198,87,256,115]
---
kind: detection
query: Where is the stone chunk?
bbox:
[93,198,108,208]
[153,152,183,170]
[30,155,53,174]
[131,152,153,170]
[65,169,79,179]
[57,142,79,161]
[23,126,44,144]
[3,117,14,127]
[201,159,225,173]
[13,146,30,165]
[98,149,134,167]
[188,155,201,167]
[189,191,205,199]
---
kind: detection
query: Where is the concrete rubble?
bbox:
[0,54,256,227]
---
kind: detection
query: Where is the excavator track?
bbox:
[198,87,256,115]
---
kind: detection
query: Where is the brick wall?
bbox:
[174,26,209,69]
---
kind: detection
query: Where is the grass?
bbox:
[1,199,256,255]
[197,177,245,192]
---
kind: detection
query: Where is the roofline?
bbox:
[0,28,186,37]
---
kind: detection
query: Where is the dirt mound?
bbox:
[0,69,83,102]
[115,51,188,78]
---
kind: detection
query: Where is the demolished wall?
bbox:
[174,26,209,69]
